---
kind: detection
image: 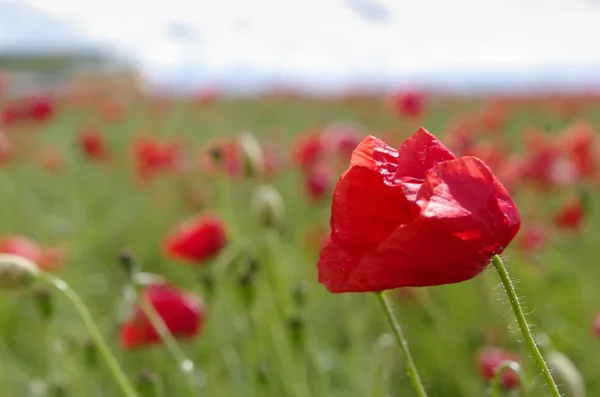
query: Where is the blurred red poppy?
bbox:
[554,197,584,231]
[305,164,333,201]
[79,129,110,162]
[133,137,184,183]
[292,132,325,171]
[120,283,204,350]
[26,96,54,123]
[163,214,227,264]
[318,128,520,292]
[516,224,546,252]
[389,91,424,119]
[475,347,520,389]
[560,121,595,177]
[0,235,64,271]
[199,138,242,178]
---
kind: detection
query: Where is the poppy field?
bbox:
[1,83,599,396]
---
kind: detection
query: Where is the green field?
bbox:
[0,93,598,396]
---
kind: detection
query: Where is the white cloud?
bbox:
[7,0,600,91]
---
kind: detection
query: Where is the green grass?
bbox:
[0,95,598,396]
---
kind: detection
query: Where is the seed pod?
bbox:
[0,254,39,290]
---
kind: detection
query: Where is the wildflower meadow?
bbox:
[1,79,599,396]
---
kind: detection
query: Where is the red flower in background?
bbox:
[199,138,242,177]
[390,91,424,119]
[554,197,584,231]
[133,137,184,182]
[475,347,520,389]
[318,128,520,293]
[79,129,110,162]
[120,283,204,350]
[305,163,334,201]
[292,132,325,171]
[516,224,546,252]
[26,96,54,123]
[0,235,64,271]
[322,123,363,160]
[163,214,227,264]
[560,121,596,177]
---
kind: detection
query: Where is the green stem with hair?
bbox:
[38,273,138,397]
[491,255,560,397]
[375,291,428,397]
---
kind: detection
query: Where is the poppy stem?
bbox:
[374,291,428,397]
[489,361,528,397]
[138,295,199,394]
[491,255,560,397]
[37,272,138,397]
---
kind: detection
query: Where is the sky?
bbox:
[2,0,600,92]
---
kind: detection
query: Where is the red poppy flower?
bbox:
[554,197,584,231]
[163,214,227,264]
[199,138,242,178]
[292,132,325,171]
[475,347,520,389]
[120,283,204,350]
[322,123,363,160]
[318,128,520,292]
[132,137,184,183]
[305,164,333,201]
[390,91,424,119]
[560,121,595,177]
[25,96,54,123]
[0,235,64,271]
[516,224,546,252]
[79,129,110,161]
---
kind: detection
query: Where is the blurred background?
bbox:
[2,0,600,95]
[2,1,600,397]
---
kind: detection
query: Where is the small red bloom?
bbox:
[476,347,520,389]
[120,283,204,350]
[560,121,595,177]
[305,164,333,201]
[79,129,110,161]
[390,91,424,119]
[0,235,64,271]
[516,224,546,252]
[554,197,584,231]
[199,138,242,177]
[163,214,227,264]
[318,128,520,292]
[133,137,184,183]
[292,132,325,171]
[26,96,54,123]
[322,123,363,160]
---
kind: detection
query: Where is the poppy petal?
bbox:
[394,127,456,180]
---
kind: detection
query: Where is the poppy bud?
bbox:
[238,132,265,178]
[47,382,68,397]
[256,362,269,386]
[33,286,53,321]
[287,316,304,349]
[548,351,585,397]
[118,249,136,281]
[238,271,256,308]
[83,338,98,369]
[0,254,39,290]
[292,283,307,308]
[136,372,165,397]
[199,273,215,299]
[251,185,285,230]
